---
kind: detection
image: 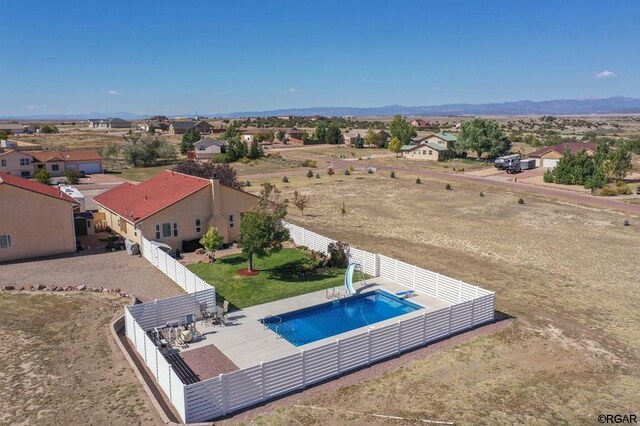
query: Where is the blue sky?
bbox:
[1,0,638,116]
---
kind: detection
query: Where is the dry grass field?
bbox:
[244,172,640,425]
[0,292,161,426]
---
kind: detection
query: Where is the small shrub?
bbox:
[518,198,525,204]
[238,157,251,164]
[415,178,421,184]
[302,159,317,168]
[445,183,452,190]
[267,153,283,159]
[348,165,355,173]
[623,219,630,226]
[327,241,349,268]
[315,173,320,179]
[282,176,289,183]
[34,169,51,185]
[480,192,484,197]
[344,169,351,176]
[245,180,251,187]
[367,168,374,174]
[212,153,228,163]
[327,167,335,177]
[543,169,554,183]
[64,168,80,185]
[306,169,314,179]
[390,171,396,178]
[597,184,631,196]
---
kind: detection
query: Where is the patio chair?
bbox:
[199,302,214,325]
[222,300,229,322]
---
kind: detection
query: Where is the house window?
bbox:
[229,214,235,228]
[173,222,178,237]
[0,234,12,249]
[21,171,30,177]
[162,223,171,238]
[422,150,426,155]
[52,164,59,171]
[1,159,6,167]
[20,158,30,166]
[197,145,205,151]
[195,218,202,233]
[155,224,161,239]
[428,150,433,155]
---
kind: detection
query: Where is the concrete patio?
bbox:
[180,277,450,369]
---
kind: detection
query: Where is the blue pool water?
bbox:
[262,290,423,346]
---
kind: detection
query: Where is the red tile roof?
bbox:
[25,150,102,163]
[93,171,212,223]
[0,172,78,204]
[528,142,597,158]
[26,150,65,162]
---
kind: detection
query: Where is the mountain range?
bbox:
[3,97,640,120]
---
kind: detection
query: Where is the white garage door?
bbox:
[78,162,102,174]
[543,158,559,169]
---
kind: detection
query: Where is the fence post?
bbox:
[220,374,227,416]
[168,364,173,401]
[471,298,476,327]
[448,305,453,335]
[156,348,160,379]
[300,351,306,389]
[155,299,160,327]
[260,362,266,399]
[422,312,427,344]
[412,266,416,290]
[336,339,341,374]
[367,330,372,364]
[397,321,402,353]
[436,274,440,299]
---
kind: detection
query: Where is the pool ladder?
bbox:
[263,314,282,330]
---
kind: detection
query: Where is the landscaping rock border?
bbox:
[2,284,132,298]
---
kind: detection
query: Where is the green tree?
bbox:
[0,131,7,140]
[34,169,51,185]
[389,115,416,144]
[306,169,314,179]
[199,226,224,261]
[606,142,632,181]
[239,183,289,271]
[226,139,249,162]
[388,136,403,157]
[364,129,381,148]
[147,125,156,135]
[222,121,242,140]
[457,118,510,159]
[101,143,119,159]
[292,190,310,215]
[64,168,80,185]
[180,129,201,155]
[324,124,342,144]
[41,125,59,134]
[315,122,327,142]
[248,139,262,159]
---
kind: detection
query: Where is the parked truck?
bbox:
[495,154,521,173]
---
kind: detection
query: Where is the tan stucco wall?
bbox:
[98,207,140,244]
[0,185,76,262]
[34,161,65,177]
[0,151,34,176]
[405,146,442,161]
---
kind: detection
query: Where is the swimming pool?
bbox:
[262,290,423,346]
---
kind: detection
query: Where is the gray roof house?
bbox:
[192,138,227,161]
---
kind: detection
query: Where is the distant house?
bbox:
[169,120,214,135]
[0,172,79,262]
[342,129,390,147]
[138,121,170,132]
[88,118,131,129]
[528,142,597,169]
[401,141,452,161]
[27,151,66,177]
[241,128,273,143]
[26,150,102,176]
[411,132,457,151]
[0,124,30,135]
[192,138,226,161]
[0,139,42,151]
[149,115,168,122]
[410,119,430,129]
[280,128,307,145]
[0,149,36,178]
[93,171,258,250]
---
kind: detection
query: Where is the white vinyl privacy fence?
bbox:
[141,237,211,294]
[128,222,496,423]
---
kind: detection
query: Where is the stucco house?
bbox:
[412,132,457,150]
[0,149,35,177]
[341,129,390,147]
[241,128,273,143]
[410,119,430,129]
[280,128,307,145]
[528,142,597,169]
[26,150,102,176]
[93,171,258,251]
[169,120,214,135]
[0,172,79,262]
[0,124,31,135]
[401,141,451,161]
[192,138,226,161]
[88,118,132,129]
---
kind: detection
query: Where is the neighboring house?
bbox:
[26,150,103,176]
[0,124,30,135]
[93,171,258,251]
[88,118,131,129]
[0,149,35,177]
[1,139,42,151]
[412,132,457,150]
[241,128,273,143]
[341,129,390,147]
[401,141,451,161]
[169,120,214,135]
[0,172,79,262]
[192,138,226,161]
[138,121,170,132]
[280,128,307,145]
[528,142,597,169]
[410,119,430,129]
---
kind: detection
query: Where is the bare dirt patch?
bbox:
[241,174,640,424]
[0,292,161,425]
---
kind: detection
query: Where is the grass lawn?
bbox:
[119,162,181,181]
[188,248,360,309]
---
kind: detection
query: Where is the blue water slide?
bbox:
[345,263,357,295]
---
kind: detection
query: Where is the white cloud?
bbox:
[595,71,616,79]
[25,104,39,109]
[289,88,296,92]
[431,86,439,90]
[108,90,121,95]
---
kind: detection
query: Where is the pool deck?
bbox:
[181,278,450,369]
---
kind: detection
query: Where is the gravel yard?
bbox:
[0,243,184,302]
